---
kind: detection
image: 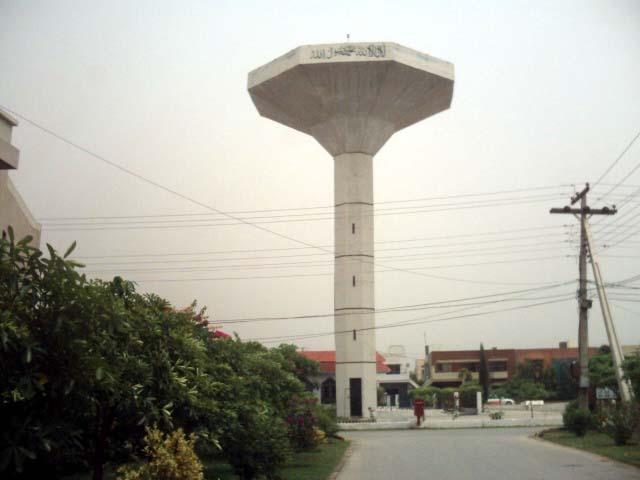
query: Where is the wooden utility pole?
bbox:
[550,183,616,409]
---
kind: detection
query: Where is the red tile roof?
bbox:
[300,350,390,373]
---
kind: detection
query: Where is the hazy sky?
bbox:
[2,0,640,360]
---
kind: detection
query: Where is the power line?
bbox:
[596,157,640,203]
[215,280,575,324]
[127,267,570,286]
[2,105,522,286]
[249,296,574,344]
[80,234,571,266]
[83,254,569,275]
[592,128,640,190]
[72,225,568,260]
[42,195,568,231]
[38,187,571,222]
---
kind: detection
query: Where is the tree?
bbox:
[0,233,316,480]
[478,344,490,403]
[623,356,640,397]
[492,378,549,403]
[458,368,473,383]
[589,353,617,394]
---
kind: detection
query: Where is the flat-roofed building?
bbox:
[427,342,600,388]
[0,109,40,246]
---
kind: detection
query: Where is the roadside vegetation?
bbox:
[541,429,640,468]
[540,345,640,467]
[0,231,345,480]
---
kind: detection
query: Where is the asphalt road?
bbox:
[338,428,640,480]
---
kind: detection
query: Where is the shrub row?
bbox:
[0,233,331,480]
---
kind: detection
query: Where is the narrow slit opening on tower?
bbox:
[353,329,356,340]
[352,275,356,287]
[352,223,355,234]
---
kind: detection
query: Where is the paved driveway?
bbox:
[339,428,640,480]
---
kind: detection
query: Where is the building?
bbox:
[427,342,599,388]
[301,349,418,409]
[378,346,419,407]
[301,350,389,410]
[0,109,41,246]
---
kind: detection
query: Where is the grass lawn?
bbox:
[203,439,350,480]
[541,429,640,468]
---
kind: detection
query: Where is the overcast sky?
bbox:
[2,0,639,360]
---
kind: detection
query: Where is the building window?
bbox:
[458,362,478,372]
[321,378,336,404]
[489,361,507,372]
[436,363,453,373]
[387,364,401,374]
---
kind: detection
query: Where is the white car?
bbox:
[523,400,545,406]
[487,397,515,405]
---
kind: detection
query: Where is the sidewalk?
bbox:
[338,407,563,431]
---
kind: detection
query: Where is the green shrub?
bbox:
[117,428,203,480]
[459,383,481,408]
[489,411,504,420]
[439,388,456,410]
[221,406,290,480]
[314,405,339,438]
[563,401,592,437]
[602,403,640,446]
[410,386,440,408]
[285,395,319,451]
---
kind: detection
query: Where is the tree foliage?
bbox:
[0,233,317,479]
[478,344,490,403]
[117,428,203,480]
[491,360,557,403]
[589,353,617,394]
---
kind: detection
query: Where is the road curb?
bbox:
[329,440,353,480]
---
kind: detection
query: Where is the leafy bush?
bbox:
[221,405,291,480]
[489,411,504,420]
[117,428,203,480]
[459,383,481,409]
[623,356,640,397]
[314,404,339,438]
[0,234,314,479]
[563,401,592,437]
[285,396,319,451]
[602,403,640,446]
[410,386,440,408]
[492,378,549,403]
[439,388,456,410]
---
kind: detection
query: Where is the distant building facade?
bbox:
[427,342,599,388]
[300,349,417,409]
[378,346,419,408]
[0,109,41,246]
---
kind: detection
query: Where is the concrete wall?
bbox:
[0,172,41,245]
[0,110,41,246]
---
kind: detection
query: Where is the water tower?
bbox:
[248,42,454,417]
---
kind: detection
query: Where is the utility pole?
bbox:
[550,183,616,409]
[583,219,633,402]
